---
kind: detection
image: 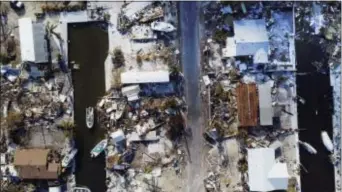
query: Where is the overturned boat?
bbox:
[86,107,94,129]
[90,139,108,158]
[299,141,317,154]
[61,149,78,167]
[321,131,333,152]
[151,21,176,32]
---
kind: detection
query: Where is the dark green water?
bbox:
[68,22,108,192]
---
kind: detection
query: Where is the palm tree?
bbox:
[0,2,9,16]
[45,21,62,41]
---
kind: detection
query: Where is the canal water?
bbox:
[296,38,335,191]
[68,22,108,192]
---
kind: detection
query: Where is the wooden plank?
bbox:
[236,83,258,127]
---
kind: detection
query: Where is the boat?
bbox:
[299,141,317,154]
[72,187,91,192]
[151,21,176,32]
[321,131,333,152]
[90,139,108,158]
[86,107,94,129]
[61,149,78,167]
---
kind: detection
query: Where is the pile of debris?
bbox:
[1,63,74,146]
[117,1,176,38]
[95,85,187,190]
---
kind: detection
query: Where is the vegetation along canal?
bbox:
[296,34,335,192]
[68,22,108,192]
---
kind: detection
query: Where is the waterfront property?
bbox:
[13,149,60,180]
[222,19,269,63]
[248,148,289,191]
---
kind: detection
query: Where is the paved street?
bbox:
[179,2,205,192]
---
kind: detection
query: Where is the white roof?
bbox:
[18,18,48,63]
[121,71,169,84]
[122,85,140,96]
[122,85,140,101]
[222,37,237,58]
[258,82,273,126]
[248,148,289,191]
[253,48,269,63]
[234,19,269,43]
[19,18,35,62]
[110,129,125,143]
[222,19,269,59]
[48,186,61,192]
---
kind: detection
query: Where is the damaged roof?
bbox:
[223,19,269,62]
[13,149,60,180]
[236,83,259,127]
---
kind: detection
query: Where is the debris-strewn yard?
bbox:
[200,1,302,192]
[0,1,81,191]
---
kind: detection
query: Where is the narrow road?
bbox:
[179,2,205,192]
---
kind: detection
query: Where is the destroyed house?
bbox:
[13,149,60,180]
[236,83,259,127]
[19,18,48,63]
[121,2,152,22]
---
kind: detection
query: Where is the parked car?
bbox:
[10,0,24,10]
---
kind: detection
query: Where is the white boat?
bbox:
[299,141,317,154]
[321,131,333,152]
[72,187,91,192]
[151,21,176,32]
[90,139,107,158]
[86,107,94,129]
[61,149,78,167]
[98,99,105,108]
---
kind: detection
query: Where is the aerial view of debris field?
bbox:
[0,1,340,192]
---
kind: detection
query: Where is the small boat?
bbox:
[61,149,78,167]
[98,99,105,108]
[151,21,176,32]
[2,100,9,118]
[72,187,91,192]
[86,107,94,129]
[321,131,333,152]
[115,103,125,120]
[90,139,107,158]
[299,141,317,154]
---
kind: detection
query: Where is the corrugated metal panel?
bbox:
[33,23,48,63]
[121,71,170,84]
[258,82,273,125]
[19,18,35,62]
